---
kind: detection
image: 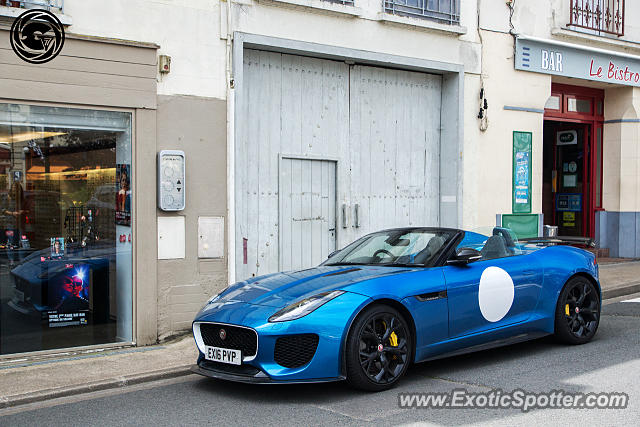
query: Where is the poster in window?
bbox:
[46,263,90,328]
[512,131,532,214]
[50,237,64,258]
[116,164,131,226]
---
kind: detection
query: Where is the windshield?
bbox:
[323,229,457,267]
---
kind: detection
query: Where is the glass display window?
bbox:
[0,103,133,355]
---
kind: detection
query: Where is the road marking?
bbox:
[622,297,640,303]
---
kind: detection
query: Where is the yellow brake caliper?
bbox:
[565,304,570,316]
[389,331,398,347]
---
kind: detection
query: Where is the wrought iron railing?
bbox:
[0,1,63,13]
[384,0,460,24]
[569,0,624,37]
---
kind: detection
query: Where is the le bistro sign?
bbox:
[515,36,640,88]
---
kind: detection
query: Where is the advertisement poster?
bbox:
[116,164,131,226]
[513,131,532,214]
[46,263,90,328]
[50,237,65,258]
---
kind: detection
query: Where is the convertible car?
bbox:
[192,227,600,391]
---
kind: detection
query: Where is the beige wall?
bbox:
[156,95,227,340]
[465,30,550,229]
[603,87,640,212]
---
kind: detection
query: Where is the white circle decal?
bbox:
[478,266,514,322]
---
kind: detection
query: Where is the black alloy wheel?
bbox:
[554,276,600,344]
[345,305,411,391]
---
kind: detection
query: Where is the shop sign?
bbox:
[516,37,640,88]
[557,130,578,146]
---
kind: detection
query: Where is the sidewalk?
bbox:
[0,334,197,409]
[1,261,640,410]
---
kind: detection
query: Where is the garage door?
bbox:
[236,49,442,279]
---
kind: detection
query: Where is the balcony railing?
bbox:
[0,1,64,13]
[569,0,624,37]
[384,0,460,25]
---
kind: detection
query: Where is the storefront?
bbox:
[0,104,133,354]
[514,35,640,256]
[0,29,159,356]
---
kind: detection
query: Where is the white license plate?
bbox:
[204,346,241,365]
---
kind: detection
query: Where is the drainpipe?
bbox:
[225,0,236,285]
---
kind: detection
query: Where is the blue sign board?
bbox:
[556,193,582,212]
[516,37,640,88]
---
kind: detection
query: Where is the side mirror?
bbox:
[447,248,482,266]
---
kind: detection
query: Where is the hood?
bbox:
[209,265,415,308]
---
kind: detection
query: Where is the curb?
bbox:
[602,282,640,300]
[0,365,193,410]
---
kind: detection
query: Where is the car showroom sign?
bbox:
[515,36,640,87]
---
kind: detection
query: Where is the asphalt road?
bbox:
[1,293,639,426]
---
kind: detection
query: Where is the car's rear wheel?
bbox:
[345,304,412,391]
[554,276,600,344]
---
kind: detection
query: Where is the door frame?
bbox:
[278,154,338,270]
[544,83,604,238]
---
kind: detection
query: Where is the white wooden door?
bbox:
[347,65,442,240]
[237,50,442,279]
[279,158,336,271]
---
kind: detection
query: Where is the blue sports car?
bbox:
[192,227,600,391]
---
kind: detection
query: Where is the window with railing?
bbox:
[0,1,63,13]
[383,0,460,24]
[569,0,624,37]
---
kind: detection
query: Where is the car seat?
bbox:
[481,235,509,260]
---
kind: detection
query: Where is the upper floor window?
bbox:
[569,0,624,37]
[0,1,63,13]
[383,0,460,25]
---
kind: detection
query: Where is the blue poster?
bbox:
[515,151,530,204]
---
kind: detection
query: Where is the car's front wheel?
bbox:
[554,276,600,344]
[345,304,412,391]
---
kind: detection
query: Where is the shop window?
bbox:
[567,97,592,114]
[544,94,561,111]
[0,103,132,355]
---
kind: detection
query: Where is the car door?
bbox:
[444,236,543,338]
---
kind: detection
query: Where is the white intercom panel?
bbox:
[158,150,185,211]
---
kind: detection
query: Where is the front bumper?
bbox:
[192,361,344,384]
[192,291,371,382]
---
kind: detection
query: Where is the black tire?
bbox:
[554,276,600,344]
[345,304,412,392]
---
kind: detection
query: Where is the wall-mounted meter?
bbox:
[158,150,185,211]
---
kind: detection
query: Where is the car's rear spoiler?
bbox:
[519,236,596,248]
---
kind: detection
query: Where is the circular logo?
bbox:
[478,266,515,322]
[10,9,65,64]
[377,343,384,352]
[219,328,226,340]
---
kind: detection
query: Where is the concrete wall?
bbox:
[64,0,227,99]
[466,30,551,229]
[156,95,227,340]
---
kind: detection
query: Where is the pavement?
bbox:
[1,260,640,412]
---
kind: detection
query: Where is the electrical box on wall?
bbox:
[159,54,171,74]
[158,150,185,211]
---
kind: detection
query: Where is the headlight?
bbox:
[268,290,345,323]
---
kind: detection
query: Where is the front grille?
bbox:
[274,334,319,368]
[199,323,258,357]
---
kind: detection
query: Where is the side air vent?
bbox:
[274,334,319,368]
